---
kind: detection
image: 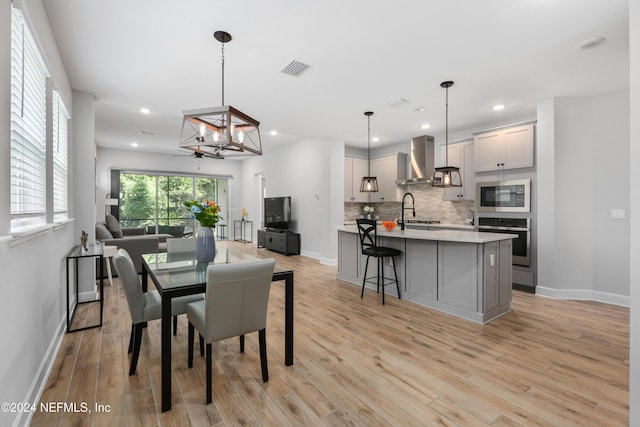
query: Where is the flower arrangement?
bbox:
[241,207,248,220]
[184,199,223,228]
[363,206,374,214]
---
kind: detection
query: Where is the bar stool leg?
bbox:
[361,257,370,299]
[392,257,401,300]
[381,257,386,305]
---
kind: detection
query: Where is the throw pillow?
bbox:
[95,223,113,240]
[105,214,123,238]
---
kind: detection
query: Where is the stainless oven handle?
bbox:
[477,226,530,232]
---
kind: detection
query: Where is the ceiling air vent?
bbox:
[384,98,410,108]
[281,60,311,77]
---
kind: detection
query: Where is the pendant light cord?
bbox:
[445,85,449,167]
[367,114,371,176]
[221,42,225,105]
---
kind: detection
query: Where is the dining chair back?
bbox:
[166,237,196,253]
[113,249,146,324]
[186,257,276,403]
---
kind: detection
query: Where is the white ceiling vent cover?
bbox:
[281,60,311,77]
[384,98,411,108]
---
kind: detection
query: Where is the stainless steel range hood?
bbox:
[395,135,435,185]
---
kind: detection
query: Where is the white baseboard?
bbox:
[299,249,337,266]
[14,316,66,427]
[535,286,630,307]
[319,257,337,266]
[300,249,321,259]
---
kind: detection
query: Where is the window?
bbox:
[52,90,69,219]
[10,7,49,229]
[117,172,226,236]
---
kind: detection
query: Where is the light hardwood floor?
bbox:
[31,241,629,426]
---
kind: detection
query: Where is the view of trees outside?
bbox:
[119,173,220,234]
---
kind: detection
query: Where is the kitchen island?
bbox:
[337,225,516,324]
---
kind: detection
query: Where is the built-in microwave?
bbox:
[476,179,531,212]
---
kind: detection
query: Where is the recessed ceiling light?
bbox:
[270,130,278,136]
[140,108,150,114]
[372,137,380,142]
[576,37,605,50]
[421,123,431,129]
[493,104,505,111]
[131,142,139,147]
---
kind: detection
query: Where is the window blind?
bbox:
[10,7,49,221]
[52,90,69,217]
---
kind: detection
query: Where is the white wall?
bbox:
[239,138,345,263]
[536,90,630,304]
[628,1,639,424]
[0,1,77,426]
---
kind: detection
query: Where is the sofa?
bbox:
[95,215,173,273]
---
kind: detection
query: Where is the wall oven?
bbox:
[476,179,530,213]
[477,217,531,267]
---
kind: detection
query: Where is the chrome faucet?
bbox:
[400,192,415,231]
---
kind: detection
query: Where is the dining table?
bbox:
[141,244,294,412]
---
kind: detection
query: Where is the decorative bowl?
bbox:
[381,220,397,232]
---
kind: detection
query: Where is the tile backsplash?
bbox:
[345,183,474,224]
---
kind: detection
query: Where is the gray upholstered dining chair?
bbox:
[166,237,196,253]
[186,258,276,404]
[112,248,204,376]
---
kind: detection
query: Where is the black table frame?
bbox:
[66,245,104,333]
[142,253,294,412]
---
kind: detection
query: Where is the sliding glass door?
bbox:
[117,172,224,236]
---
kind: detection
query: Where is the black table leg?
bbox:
[99,255,104,326]
[161,294,172,412]
[66,258,70,330]
[284,271,294,366]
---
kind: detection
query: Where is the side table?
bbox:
[234,220,253,243]
[66,244,105,333]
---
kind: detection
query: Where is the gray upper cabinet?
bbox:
[344,156,369,203]
[473,122,535,172]
[345,153,407,203]
[441,140,475,201]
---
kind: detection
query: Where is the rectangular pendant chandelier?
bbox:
[179,106,262,159]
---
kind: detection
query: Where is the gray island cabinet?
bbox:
[337,226,515,324]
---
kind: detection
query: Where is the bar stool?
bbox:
[356,219,402,305]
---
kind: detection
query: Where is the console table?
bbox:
[234,220,253,243]
[66,244,105,333]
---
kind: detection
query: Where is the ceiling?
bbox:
[42,0,629,156]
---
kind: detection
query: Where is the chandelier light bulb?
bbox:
[444,173,451,186]
[213,131,220,142]
[238,130,245,143]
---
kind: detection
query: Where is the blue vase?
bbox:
[195,226,216,263]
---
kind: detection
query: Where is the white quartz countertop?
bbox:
[336,225,516,244]
[343,221,474,231]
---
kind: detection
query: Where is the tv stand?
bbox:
[258,229,300,255]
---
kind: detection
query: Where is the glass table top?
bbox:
[142,247,288,291]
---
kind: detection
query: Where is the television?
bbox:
[264,196,291,231]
